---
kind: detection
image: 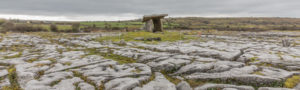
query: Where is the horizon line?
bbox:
[0,15,299,22]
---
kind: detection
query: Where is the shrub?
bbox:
[50,24,58,32]
[72,23,80,32]
[2,21,14,31]
[4,23,47,32]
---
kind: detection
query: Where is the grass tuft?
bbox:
[249,57,259,62]
[284,75,300,88]
[49,79,63,87]
[4,52,22,59]
[74,82,81,90]
[62,62,72,66]
[252,71,265,76]
[161,70,181,85]
[3,65,22,90]
[139,72,156,87]
[26,58,39,63]
[72,71,98,90]
[34,70,45,79]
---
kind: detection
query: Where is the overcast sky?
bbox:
[0,0,299,21]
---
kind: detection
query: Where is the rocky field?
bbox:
[0,31,300,90]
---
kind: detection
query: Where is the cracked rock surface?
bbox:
[0,32,300,90]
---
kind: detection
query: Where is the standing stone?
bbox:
[144,20,153,32]
[152,18,162,32]
[142,14,168,32]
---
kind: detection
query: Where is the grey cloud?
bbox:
[0,0,299,20]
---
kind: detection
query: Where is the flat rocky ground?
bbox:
[0,31,300,90]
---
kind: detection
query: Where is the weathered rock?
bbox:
[258,87,295,90]
[105,77,148,90]
[52,77,83,90]
[185,65,284,85]
[173,61,244,75]
[0,32,299,90]
[25,72,73,90]
[78,82,95,90]
[176,81,192,90]
[133,72,176,90]
[195,83,255,90]
[0,70,8,77]
[0,78,10,89]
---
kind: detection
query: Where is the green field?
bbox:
[80,21,143,30]
[31,24,72,31]
[161,17,300,31]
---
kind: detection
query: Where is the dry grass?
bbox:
[252,71,265,76]
[161,71,181,85]
[139,72,156,87]
[72,71,98,90]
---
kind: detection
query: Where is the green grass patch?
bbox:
[57,25,72,31]
[80,21,143,28]
[62,62,72,66]
[0,45,29,52]
[256,62,287,70]
[73,71,98,90]
[27,32,79,40]
[49,79,63,87]
[48,58,57,63]
[31,24,72,31]
[26,58,39,63]
[84,48,136,64]
[160,71,181,85]
[3,52,22,59]
[139,72,156,87]
[74,82,81,90]
[252,71,265,76]
[34,70,45,79]
[3,65,22,90]
[284,75,300,88]
[94,31,197,43]
[249,57,259,62]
